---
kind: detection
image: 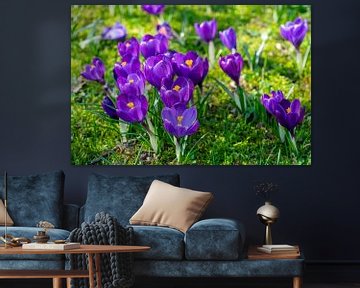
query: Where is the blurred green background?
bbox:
[71,5,311,165]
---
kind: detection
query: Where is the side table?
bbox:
[247,245,304,288]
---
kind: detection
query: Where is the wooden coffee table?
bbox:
[0,244,150,288]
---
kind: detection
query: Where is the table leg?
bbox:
[66,277,72,288]
[293,276,302,288]
[52,278,62,288]
[95,253,102,288]
[88,253,95,288]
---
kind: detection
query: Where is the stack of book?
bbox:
[22,242,80,250]
[248,244,300,259]
[257,244,299,254]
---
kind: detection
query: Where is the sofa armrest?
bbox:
[184,218,245,260]
[63,204,80,231]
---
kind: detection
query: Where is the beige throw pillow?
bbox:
[130,180,213,233]
[0,199,14,226]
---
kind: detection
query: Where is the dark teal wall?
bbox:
[0,0,359,263]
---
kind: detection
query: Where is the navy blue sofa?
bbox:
[0,171,78,270]
[0,171,303,286]
[80,173,304,282]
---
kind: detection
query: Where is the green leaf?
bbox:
[237,86,247,114]
[214,79,242,112]
[302,40,311,71]
[242,44,254,71]
[278,124,286,143]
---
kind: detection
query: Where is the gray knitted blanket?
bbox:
[68,212,134,288]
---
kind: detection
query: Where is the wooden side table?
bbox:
[0,244,150,288]
[247,245,303,288]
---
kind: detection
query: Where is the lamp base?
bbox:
[265,223,272,245]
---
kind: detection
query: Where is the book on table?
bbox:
[248,245,300,260]
[22,242,80,250]
[256,244,299,254]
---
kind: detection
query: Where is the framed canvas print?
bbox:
[71,4,311,165]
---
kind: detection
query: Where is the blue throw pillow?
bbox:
[84,173,180,225]
[0,170,64,227]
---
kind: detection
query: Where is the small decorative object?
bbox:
[0,234,31,247]
[33,231,50,243]
[34,220,55,243]
[254,182,280,245]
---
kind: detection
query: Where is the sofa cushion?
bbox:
[0,171,64,227]
[0,199,14,226]
[130,225,184,260]
[0,260,65,270]
[0,227,70,261]
[130,180,213,233]
[184,218,245,260]
[84,174,180,225]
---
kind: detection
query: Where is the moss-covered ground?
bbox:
[71,5,311,165]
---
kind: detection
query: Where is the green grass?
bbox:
[71,4,311,165]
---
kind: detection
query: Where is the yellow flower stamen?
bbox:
[127,102,135,109]
[286,107,291,114]
[121,61,127,67]
[173,85,181,92]
[185,59,193,68]
[129,79,134,83]
[177,115,183,125]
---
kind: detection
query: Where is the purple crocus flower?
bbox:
[163,49,177,60]
[117,93,148,123]
[81,57,105,84]
[118,37,140,58]
[280,17,308,50]
[140,34,168,59]
[113,54,141,81]
[218,52,243,86]
[160,77,194,107]
[101,22,127,41]
[261,90,286,116]
[171,51,208,86]
[194,19,217,43]
[219,27,237,51]
[157,22,173,39]
[102,96,118,119]
[261,90,305,134]
[144,55,174,89]
[116,71,145,96]
[161,104,200,138]
[141,5,165,15]
[273,99,305,134]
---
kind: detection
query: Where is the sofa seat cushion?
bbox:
[0,227,70,261]
[84,174,180,226]
[130,225,184,260]
[0,260,64,270]
[184,218,245,260]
